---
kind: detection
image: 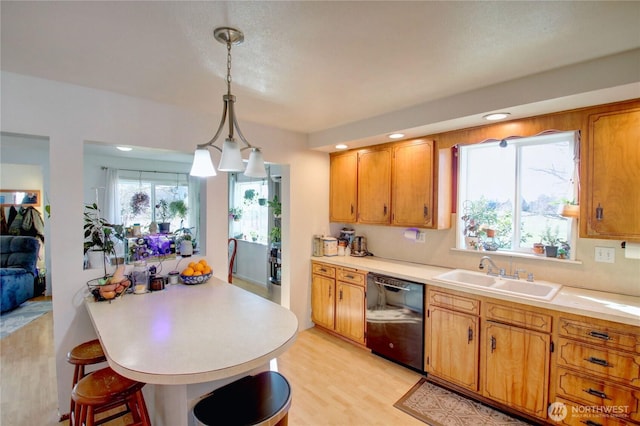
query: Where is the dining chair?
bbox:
[228,238,237,283]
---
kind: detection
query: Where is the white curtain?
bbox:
[187,174,200,239]
[104,167,120,224]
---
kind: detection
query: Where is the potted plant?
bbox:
[84,203,125,277]
[129,192,150,215]
[532,240,545,255]
[269,226,281,243]
[244,189,257,205]
[155,199,171,233]
[169,199,188,223]
[542,225,560,258]
[559,199,580,219]
[250,230,259,242]
[268,195,282,218]
[229,207,243,221]
[174,226,194,257]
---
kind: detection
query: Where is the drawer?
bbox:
[557,338,640,389]
[558,317,640,353]
[484,301,552,333]
[428,288,479,315]
[337,268,366,286]
[554,397,635,426]
[556,368,640,423]
[312,262,336,279]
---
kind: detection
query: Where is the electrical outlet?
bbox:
[416,231,426,243]
[595,246,615,263]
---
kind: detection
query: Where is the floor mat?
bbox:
[0,300,53,339]
[394,378,531,426]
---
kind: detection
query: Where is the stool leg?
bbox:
[70,365,85,419]
[135,390,151,426]
[85,405,94,426]
[277,413,289,426]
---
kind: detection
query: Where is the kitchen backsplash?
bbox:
[329,216,639,297]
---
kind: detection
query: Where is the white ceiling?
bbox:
[2,1,640,151]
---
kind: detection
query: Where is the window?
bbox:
[229,174,269,244]
[457,131,578,259]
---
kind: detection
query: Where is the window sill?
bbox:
[451,248,582,265]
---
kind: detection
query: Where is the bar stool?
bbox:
[71,366,151,426]
[67,339,107,416]
[193,371,291,426]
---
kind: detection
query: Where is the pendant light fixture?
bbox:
[190,27,267,178]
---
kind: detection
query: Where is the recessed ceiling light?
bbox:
[388,133,405,139]
[116,146,133,151]
[335,144,348,150]
[483,112,511,121]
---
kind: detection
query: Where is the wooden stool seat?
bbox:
[67,339,108,419]
[193,371,291,426]
[71,367,150,426]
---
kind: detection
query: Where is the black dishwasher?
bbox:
[366,273,425,372]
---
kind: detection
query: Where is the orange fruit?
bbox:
[193,271,202,276]
[182,267,194,276]
[199,259,208,265]
[203,266,212,274]
[188,262,196,268]
[194,263,205,272]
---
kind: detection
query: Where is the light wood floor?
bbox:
[1,302,424,425]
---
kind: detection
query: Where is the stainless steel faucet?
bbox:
[478,256,501,276]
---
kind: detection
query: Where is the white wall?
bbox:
[1,71,326,416]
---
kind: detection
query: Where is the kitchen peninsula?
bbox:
[85,277,298,426]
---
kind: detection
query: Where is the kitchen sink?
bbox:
[434,269,497,287]
[433,269,562,301]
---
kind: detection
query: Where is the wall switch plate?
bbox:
[416,231,426,243]
[595,246,615,263]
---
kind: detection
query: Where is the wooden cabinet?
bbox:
[311,261,366,345]
[311,263,336,330]
[392,140,434,227]
[329,138,451,229]
[583,106,640,241]
[426,288,480,391]
[481,302,552,419]
[357,147,392,224]
[329,151,358,223]
[551,314,640,425]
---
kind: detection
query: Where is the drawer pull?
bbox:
[345,275,355,279]
[588,331,611,341]
[583,388,609,400]
[319,268,327,273]
[582,421,603,426]
[585,356,610,367]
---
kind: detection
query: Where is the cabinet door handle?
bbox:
[350,204,354,214]
[596,203,603,221]
[423,204,428,217]
[585,356,610,367]
[490,336,496,353]
[467,327,473,343]
[583,420,603,426]
[583,388,609,400]
[588,331,611,341]
[339,289,343,301]
[328,287,331,298]
[383,204,387,215]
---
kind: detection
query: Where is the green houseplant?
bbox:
[155,199,171,233]
[84,203,124,277]
[542,225,560,257]
[169,200,188,222]
[268,195,282,218]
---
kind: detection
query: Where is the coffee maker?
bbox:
[351,236,370,257]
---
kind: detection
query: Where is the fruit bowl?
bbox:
[180,272,213,285]
[87,277,131,302]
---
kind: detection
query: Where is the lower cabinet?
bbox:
[481,321,551,418]
[426,288,480,391]
[311,261,366,345]
[550,313,640,425]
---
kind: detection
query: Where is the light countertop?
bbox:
[313,255,640,327]
[85,277,299,385]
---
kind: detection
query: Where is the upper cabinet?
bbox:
[329,138,451,229]
[329,151,358,223]
[357,147,392,224]
[392,140,434,227]
[582,106,640,241]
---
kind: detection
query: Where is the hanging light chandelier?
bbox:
[190,27,267,178]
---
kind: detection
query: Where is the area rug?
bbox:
[394,378,531,426]
[0,300,52,339]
